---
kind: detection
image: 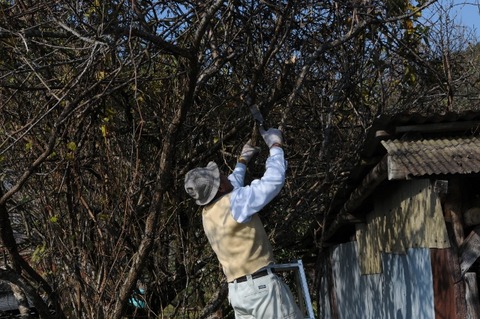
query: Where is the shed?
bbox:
[320,111,480,319]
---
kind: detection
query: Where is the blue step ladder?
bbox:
[272,259,315,319]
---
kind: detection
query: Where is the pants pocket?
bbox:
[276,277,303,318]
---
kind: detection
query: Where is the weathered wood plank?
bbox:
[430,248,461,319]
[356,179,450,274]
[465,272,480,319]
[459,226,480,276]
[430,247,468,319]
[443,176,465,248]
[356,222,382,274]
[386,155,409,180]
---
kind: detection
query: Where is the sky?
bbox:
[450,0,480,36]
[427,0,480,38]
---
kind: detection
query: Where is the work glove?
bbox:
[260,127,283,148]
[239,140,260,164]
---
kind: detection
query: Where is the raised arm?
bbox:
[230,128,286,223]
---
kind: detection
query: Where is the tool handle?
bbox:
[250,122,261,147]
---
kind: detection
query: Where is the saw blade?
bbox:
[249,104,264,127]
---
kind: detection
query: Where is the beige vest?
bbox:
[202,193,275,282]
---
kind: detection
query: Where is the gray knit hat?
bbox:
[184,161,220,205]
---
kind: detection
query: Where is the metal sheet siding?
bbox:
[381,138,480,180]
[329,242,435,319]
[330,242,384,319]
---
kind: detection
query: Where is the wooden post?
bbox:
[443,177,464,248]
[431,248,467,319]
[459,227,480,319]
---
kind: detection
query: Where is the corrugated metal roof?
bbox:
[381,138,480,180]
[361,111,480,158]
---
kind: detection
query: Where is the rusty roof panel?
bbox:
[381,138,480,180]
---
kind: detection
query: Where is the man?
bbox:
[184,126,303,319]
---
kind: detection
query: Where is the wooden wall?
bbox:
[356,179,450,275]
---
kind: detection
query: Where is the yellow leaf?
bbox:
[32,243,46,263]
[98,213,109,221]
[405,19,414,34]
[96,71,106,80]
[67,141,77,151]
[101,124,107,137]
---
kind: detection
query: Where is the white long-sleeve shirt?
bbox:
[228,146,287,223]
